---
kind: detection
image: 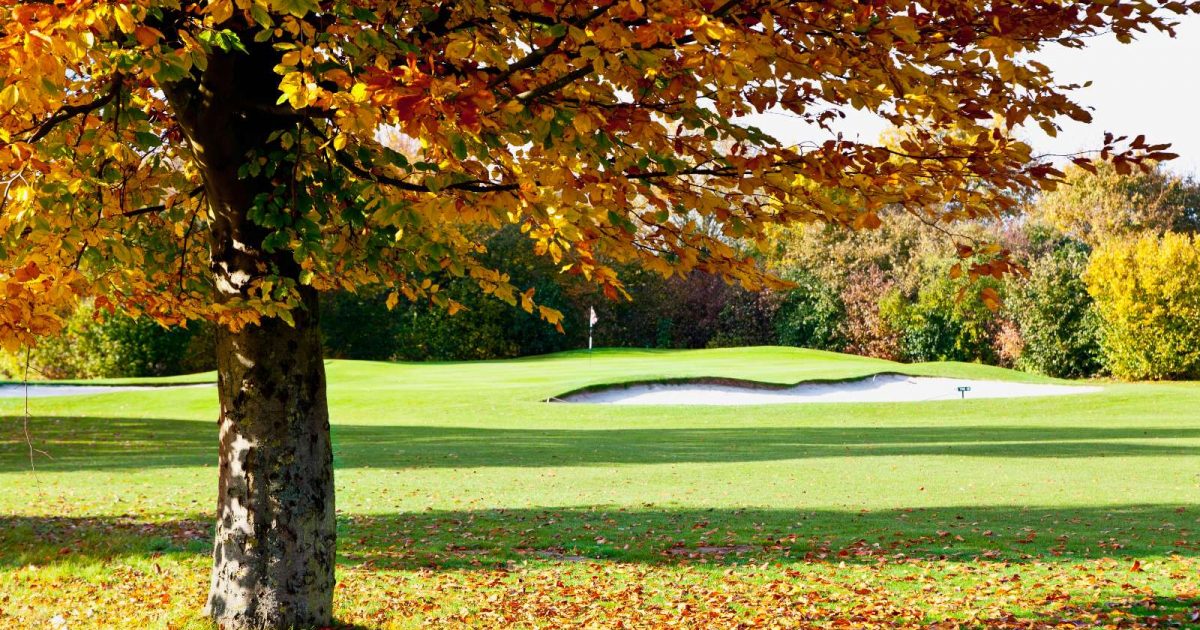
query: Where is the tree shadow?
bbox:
[3,415,1199,472]
[2,504,1195,571]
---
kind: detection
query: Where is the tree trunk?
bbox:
[202,288,335,629]
[161,46,337,629]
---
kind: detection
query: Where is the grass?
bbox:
[0,346,1197,628]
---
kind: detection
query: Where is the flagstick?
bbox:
[588,306,596,368]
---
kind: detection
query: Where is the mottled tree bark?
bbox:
[163,45,336,629]
[204,292,335,629]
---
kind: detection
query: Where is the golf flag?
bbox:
[588,307,597,350]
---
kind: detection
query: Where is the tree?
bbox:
[1037,162,1200,246]
[879,258,1003,364]
[1006,234,1103,378]
[1086,232,1200,380]
[1,1,1193,627]
[0,304,215,379]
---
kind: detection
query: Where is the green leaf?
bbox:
[449,134,468,161]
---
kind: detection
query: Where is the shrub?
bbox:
[320,225,586,361]
[840,266,903,360]
[0,305,215,380]
[1006,239,1103,378]
[774,272,845,351]
[879,260,1001,364]
[1085,232,1200,380]
[708,288,781,348]
[320,290,409,361]
[589,270,736,350]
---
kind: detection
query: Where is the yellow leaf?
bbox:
[891,16,920,44]
[134,26,161,48]
[572,113,595,134]
[0,85,19,110]
[113,5,137,33]
[209,0,234,22]
[445,39,473,61]
[852,212,882,230]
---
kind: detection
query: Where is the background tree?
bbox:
[1086,232,1200,380]
[1,1,1193,627]
[0,304,215,379]
[1005,231,1103,378]
[1037,162,1200,246]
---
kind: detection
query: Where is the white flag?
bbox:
[589,306,598,326]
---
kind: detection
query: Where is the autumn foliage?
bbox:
[4,0,1200,626]
[1086,232,1200,380]
[1,0,1193,348]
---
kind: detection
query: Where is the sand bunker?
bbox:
[0,383,213,399]
[558,374,1101,405]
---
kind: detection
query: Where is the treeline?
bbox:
[5,163,1199,381]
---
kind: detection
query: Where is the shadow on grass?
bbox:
[2,504,1195,571]
[3,415,1200,472]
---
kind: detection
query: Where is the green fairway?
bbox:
[2,347,1198,628]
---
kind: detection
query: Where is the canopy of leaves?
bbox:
[1,0,1194,349]
[1036,162,1200,247]
[1086,232,1200,380]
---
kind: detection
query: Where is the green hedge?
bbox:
[0,305,215,380]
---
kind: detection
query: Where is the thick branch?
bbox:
[120,185,205,218]
[489,4,616,89]
[332,149,520,193]
[512,0,745,104]
[25,75,123,143]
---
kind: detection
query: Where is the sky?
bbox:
[740,13,1200,176]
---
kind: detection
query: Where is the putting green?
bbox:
[1,347,1198,628]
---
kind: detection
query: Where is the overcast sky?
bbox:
[740,13,1200,176]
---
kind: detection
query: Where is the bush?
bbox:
[879,260,1001,364]
[1086,232,1200,380]
[320,290,409,361]
[708,288,781,348]
[0,305,216,380]
[839,266,903,360]
[589,270,736,350]
[320,226,586,361]
[1006,239,1103,378]
[774,272,844,351]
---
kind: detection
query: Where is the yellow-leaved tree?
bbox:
[1087,232,1200,380]
[0,1,1193,627]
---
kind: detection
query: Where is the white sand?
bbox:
[560,374,1102,405]
[0,383,213,398]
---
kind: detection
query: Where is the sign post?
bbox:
[957,386,971,399]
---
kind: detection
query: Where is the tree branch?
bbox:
[120,185,205,218]
[25,75,124,143]
[489,3,616,89]
[511,0,747,104]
